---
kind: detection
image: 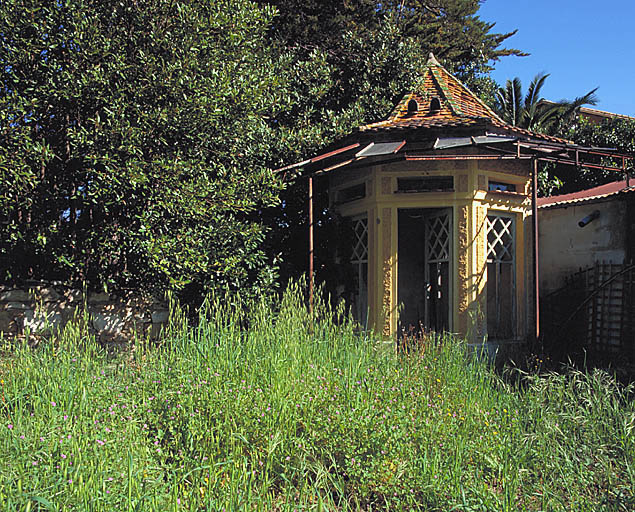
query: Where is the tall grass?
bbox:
[0,284,633,511]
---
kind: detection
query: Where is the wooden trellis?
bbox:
[543,261,635,358]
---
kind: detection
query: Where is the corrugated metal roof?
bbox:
[538,180,635,208]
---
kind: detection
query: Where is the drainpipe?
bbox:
[532,158,540,342]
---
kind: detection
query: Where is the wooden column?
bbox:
[532,158,540,341]
[381,207,393,337]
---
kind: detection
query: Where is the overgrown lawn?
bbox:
[1,287,634,510]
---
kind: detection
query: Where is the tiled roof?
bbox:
[579,106,635,123]
[359,53,568,144]
[538,180,635,208]
[360,116,484,132]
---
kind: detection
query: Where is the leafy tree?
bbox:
[556,117,635,193]
[257,0,525,146]
[257,1,525,286]
[495,73,599,134]
[257,0,525,130]
[0,0,289,299]
[379,1,526,76]
[259,0,524,81]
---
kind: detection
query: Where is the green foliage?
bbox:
[557,117,635,193]
[260,0,524,80]
[0,0,288,298]
[517,369,635,510]
[258,0,527,159]
[495,73,599,135]
[1,288,634,510]
[258,1,525,284]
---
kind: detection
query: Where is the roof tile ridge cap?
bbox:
[428,66,462,116]
[434,64,506,125]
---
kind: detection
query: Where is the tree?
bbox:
[257,0,525,127]
[256,0,526,148]
[256,1,526,286]
[259,0,524,81]
[556,117,635,193]
[495,73,599,134]
[0,0,290,299]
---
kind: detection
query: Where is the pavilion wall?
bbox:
[328,153,533,345]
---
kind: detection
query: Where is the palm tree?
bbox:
[495,73,598,135]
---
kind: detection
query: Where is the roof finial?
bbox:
[427,52,440,66]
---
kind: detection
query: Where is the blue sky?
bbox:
[478,0,635,117]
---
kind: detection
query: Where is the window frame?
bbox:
[485,212,516,339]
[349,215,369,327]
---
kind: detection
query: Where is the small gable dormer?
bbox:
[428,96,441,115]
[407,99,419,116]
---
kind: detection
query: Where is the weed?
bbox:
[0,286,633,510]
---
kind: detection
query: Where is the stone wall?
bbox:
[0,284,168,343]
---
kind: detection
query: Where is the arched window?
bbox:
[429,97,441,114]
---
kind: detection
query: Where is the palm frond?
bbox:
[523,73,549,129]
[524,73,549,112]
[553,87,600,133]
[510,76,523,127]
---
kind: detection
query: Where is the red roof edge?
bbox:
[537,180,631,207]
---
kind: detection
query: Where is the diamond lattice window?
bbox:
[486,214,515,339]
[351,218,368,263]
[486,215,514,262]
[426,214,450,263]
[350,217,368,326]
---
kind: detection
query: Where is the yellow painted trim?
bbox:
[515,210,526,338]
[329,161,533,341]
[391,206,398,337]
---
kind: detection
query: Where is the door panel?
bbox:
[425,209,451,332]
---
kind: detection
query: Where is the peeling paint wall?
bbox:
[539,198,627,295]
[329,152,532,341]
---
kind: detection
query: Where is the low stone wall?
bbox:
[0,284,168,343]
